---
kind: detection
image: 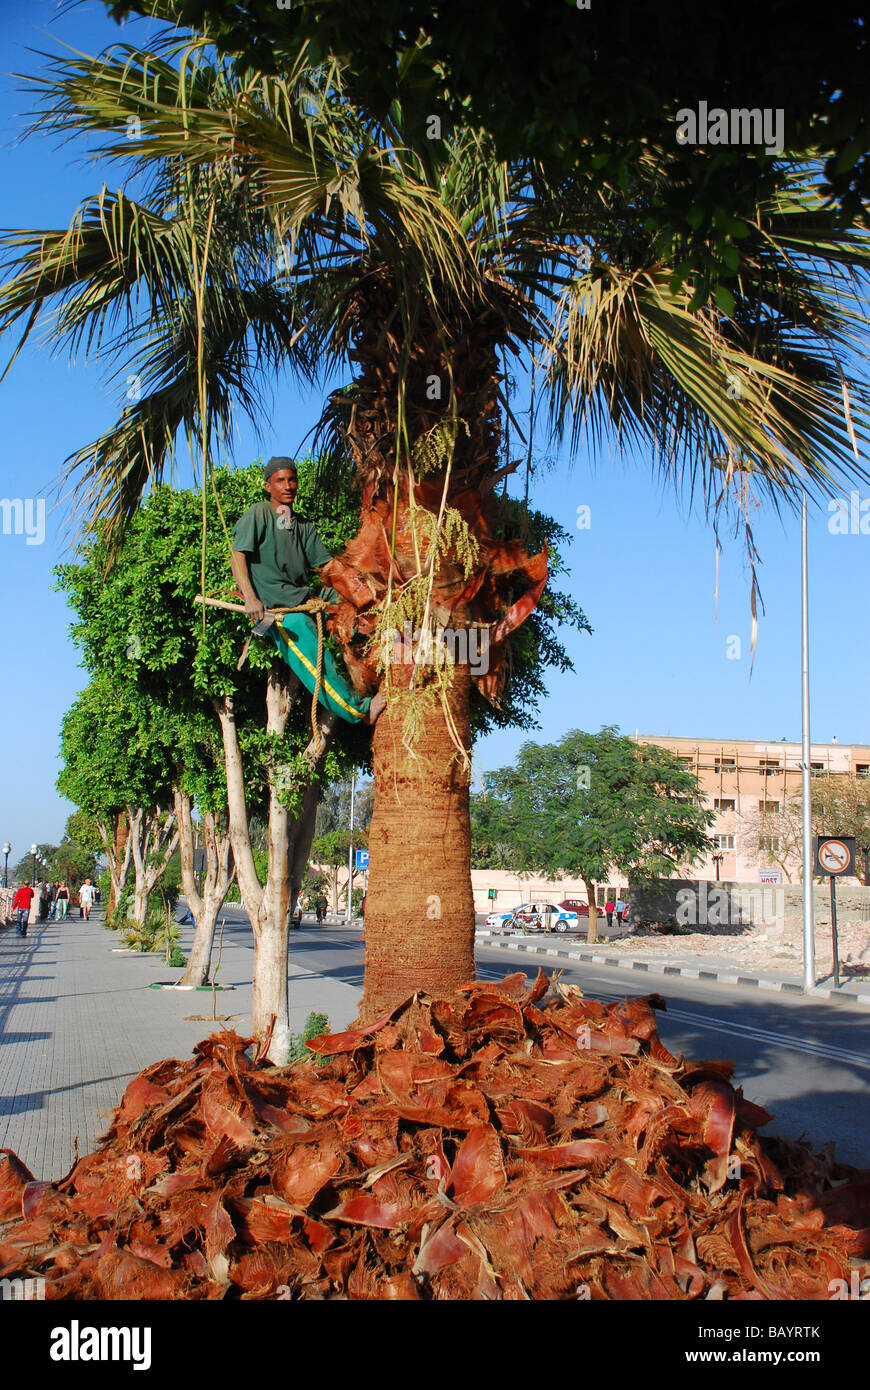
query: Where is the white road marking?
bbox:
[474,961,870,1070]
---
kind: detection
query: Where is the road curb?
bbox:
[475,932,870,1007]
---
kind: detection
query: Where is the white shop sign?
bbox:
[759,867,781,885]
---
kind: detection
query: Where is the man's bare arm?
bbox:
[231,550,265,623]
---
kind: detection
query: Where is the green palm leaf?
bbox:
[1,27,869,545]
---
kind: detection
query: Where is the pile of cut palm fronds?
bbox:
[1,973,867,1299]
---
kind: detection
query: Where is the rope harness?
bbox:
[194,594,330,755]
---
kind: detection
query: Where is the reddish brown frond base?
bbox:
[1,975,867,1300]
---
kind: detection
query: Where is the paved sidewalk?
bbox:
[0,911,361,1181]
[476,929,870,1006]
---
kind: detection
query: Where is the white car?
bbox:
[485,910,514,929]
[513,902,579,933]
[484,904,579,933]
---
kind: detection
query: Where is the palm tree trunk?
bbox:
[361,663,475,1019]
[108,812,129,913]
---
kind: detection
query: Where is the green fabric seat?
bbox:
[270,612,371,724]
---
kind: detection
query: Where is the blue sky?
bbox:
[0,1,868,863]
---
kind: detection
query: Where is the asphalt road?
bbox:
[283,919,870,1169]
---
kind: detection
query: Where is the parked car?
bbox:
[485,902,580,933]
[511,902,579,933]
[559,899,593,917]
[485,910,514,929]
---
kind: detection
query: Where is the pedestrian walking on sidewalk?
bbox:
[55,882,69,921]
[615,896,627,927]
[13,884,33,935]
[38,881,51,922]
[79,878,95,921]
[605,898,615,929]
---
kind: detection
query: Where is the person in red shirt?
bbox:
[605,899,615,929]
[12,884,34,936]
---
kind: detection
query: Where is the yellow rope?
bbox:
[255,598,328,757]
[312,608,325,755]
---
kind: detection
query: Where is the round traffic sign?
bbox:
[818,838,851,874]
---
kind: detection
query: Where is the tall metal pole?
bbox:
[345,770,356,923]
[800,493,816,992]
[830,874,840,989]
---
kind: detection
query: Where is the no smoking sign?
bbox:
[814,836,856,876]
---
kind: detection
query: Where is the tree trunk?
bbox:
[216,678,336,1064]
[132,883,149,925]
[98,813,133,917]
[175,791,235,987]
[107,812,130,913]
[127,806,179,926]
[252,875,292,1059]
[583,879,599,944]
[126,809,147,924]
[361,663,476,1020]
[288,782,321,921]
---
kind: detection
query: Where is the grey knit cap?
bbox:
[264,456,297,481]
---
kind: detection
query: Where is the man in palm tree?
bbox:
[231,458,385,725]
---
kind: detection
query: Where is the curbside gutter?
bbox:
[474,930,870,1008]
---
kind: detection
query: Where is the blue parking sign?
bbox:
[355,849,370,870]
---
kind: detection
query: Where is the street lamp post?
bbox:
[30,843,37,887]
[2,842,10,888]
[800,493,815,993]
[345,770,356,924]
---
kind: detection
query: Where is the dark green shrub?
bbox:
[287,1011,330,1064]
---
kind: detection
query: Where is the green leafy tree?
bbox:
[315,779,374,837]
[48,812,101,890]
[742,776,870,885]
[57,677,178,924]
[13,844,58,887]
[468,795,520,871]
[480,727,714,941]
[65,810,103,858]
[810,776,870,882]
[310,828,369,914]
[56,461,366,1033]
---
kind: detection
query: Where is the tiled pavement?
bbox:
[0,911,361,1181]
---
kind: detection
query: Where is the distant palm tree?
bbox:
[1,31,869,1015]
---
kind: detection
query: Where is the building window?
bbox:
[678,756,694,767]
[759,760,781,777]
[714,798,736,812]
[810,762,825,774]
[759,800,780,812]
[715,835,735,850]
[760,836,781,853]
[857,764,870,778]
[715,757,736,773]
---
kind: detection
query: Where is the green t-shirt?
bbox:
[232,501,334,610]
